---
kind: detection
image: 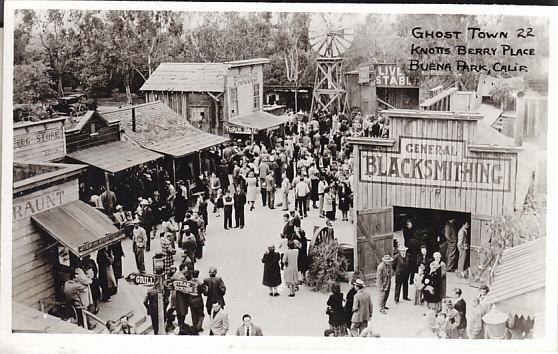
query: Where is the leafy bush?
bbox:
[307,239,348,292]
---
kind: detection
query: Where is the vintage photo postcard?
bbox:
[1,1,556,353]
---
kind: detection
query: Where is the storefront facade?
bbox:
[348,109,519,283]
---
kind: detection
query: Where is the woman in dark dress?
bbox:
[109,242,125,280]
[327,283,347,336]
[337,182,351,221]
[262,245,282,296]
[294,226,309,283]
[174,188,187,228]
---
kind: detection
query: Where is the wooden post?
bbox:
[172,158,177,188]
[157,275,165,335]
[104,171,111,194]
[155,160,161,193]
[514,91,526,147]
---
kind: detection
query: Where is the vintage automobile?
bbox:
[52,93,97,115]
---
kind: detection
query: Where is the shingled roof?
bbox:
[100,101,228,158]
[139,58,269,93]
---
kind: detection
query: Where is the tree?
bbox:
[13,62,55,104]
[14,10,37,65]
[307,239,348,292]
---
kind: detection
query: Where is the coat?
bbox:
[209,309,229,336]
[337,186,351,211]
[203,276,226,309]
[262,251,282,287]
[144,287,159,317]
[96,248,116,290]
[235,324,263,336]
[327,292,346,326]
[344,287,357,328]
[174,194,187,223]
[392,253,410,276]
[233,192,246,209]
[376,262,393,291]
[295,232,309,273]
[351,290,373,323]
[283,248,299,285]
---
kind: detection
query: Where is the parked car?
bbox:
[53,93,97,115]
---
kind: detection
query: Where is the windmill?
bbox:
[308,14,355,116]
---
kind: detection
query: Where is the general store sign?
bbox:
[359,137,512,192]
[375,64,418,88]
[14,121,66,161]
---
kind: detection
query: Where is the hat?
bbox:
[133,217,140,224]
[115,205,123,211]
[382,255,394,263]
[140,199,149,206]
[398,245,408,251]
[354,279,365,287]
[277,138,283,142]
[165,180,171,184]
[269,156,275,162]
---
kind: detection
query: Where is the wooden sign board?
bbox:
[358,66,370,84]
[374,64,418,88]
[173,280,199,296]
[227,124,255,135]
[359,137,512,192]
[14,119,66,162]
[126,272,158,286]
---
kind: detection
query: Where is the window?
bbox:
[90,123,98,136]
[230,88,238,116]
[253,83,260,110]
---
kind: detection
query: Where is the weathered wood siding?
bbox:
[355,117,518,216]
[226,64,264,118]
[65,114,120,153]
[12,179,79,308]
[14,119,66,162]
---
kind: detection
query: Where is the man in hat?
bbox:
[139,199,154,252]
[350,279,373,337]
[233,186,246,229]
[392,245,411,303]
[265,170,276,210]
[132,218,147,273]
[377,255,393,314]
[113,205,126,227]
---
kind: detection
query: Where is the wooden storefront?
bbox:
[14,118,67,162]
[348,110,519,284]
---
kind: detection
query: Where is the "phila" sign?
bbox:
[359,137,512,192]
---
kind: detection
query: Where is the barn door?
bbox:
[356,207,393,282]
[469,214,495,288]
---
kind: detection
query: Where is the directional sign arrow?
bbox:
[125,272,158,286]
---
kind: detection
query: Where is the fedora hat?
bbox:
[398,245,408,251]
[140,199,149,206]
[382,255,394,263]
[354,279,365,287]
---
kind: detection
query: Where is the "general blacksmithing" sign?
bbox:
[359,137,512,192]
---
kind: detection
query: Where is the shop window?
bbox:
[253,83,260,110]
[230,87,238,116]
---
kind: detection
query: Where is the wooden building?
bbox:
[14,118,67,162]
[347,110,520,283]
[345,64,420,115]
[140,58,269,136]
[264,86,313,113]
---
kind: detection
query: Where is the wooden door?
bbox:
[469,214,495,288]
[356,207,393,282]
[190,106,210,132]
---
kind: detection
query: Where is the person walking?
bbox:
[337,182,351,221]
[109,241,125,280]
[377,255,393,314]
[350,279,373,337]
[327,283,347,337]
[318,177,327,217]
[235,314,263,336]
[265,170,276,209]
[190,269,206,333]
[392,245,411,303]
[294,226,309,283]
[283,241,299,297]
[144,285,161,334]
[96,247,116,302]
[203,267,227,315]
[457,221,469,277]
[281,174,291,211]
[452,288,468,338]
[262,245,282,297]
[233,187,246,229]
[223,189,234,230]
[209,303,229,336]
[174,188,187,230]
[139,199,154,252]
[445,300,462,339]
[245,171,258,211]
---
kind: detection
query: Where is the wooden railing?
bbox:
[419,87,458,111]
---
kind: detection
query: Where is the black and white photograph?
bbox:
[2,1,557,352]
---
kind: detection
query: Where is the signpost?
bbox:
[126,272,158,287]
[126,270,165,335]
[172,280,199,296]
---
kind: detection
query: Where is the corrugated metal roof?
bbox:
[67,140,163,174]
[485,238,546,305]
[140,63,228,92]
[229,111,290,130]
[101,101,228,158]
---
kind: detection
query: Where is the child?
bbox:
[435,312,448,339]
[414,264,426,306]
[214,188,224,217]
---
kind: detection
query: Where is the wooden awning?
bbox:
[67,140,163,174]
[228,111,290,134]
[31,200,124,258]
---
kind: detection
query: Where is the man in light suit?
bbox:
[350,279,373,337]
[209,303,229,336]
[377,255,393,314]
[235,314,263,336]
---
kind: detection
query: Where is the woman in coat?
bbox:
[96,248,117,302]
[261,245,282,296]
[245,171,258,211]
[174,188,187,229]
[83,258,101,314]
[337,182,352,221]
[327,283,347,336]
[283,241,299,297]
[294,226,309,283]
